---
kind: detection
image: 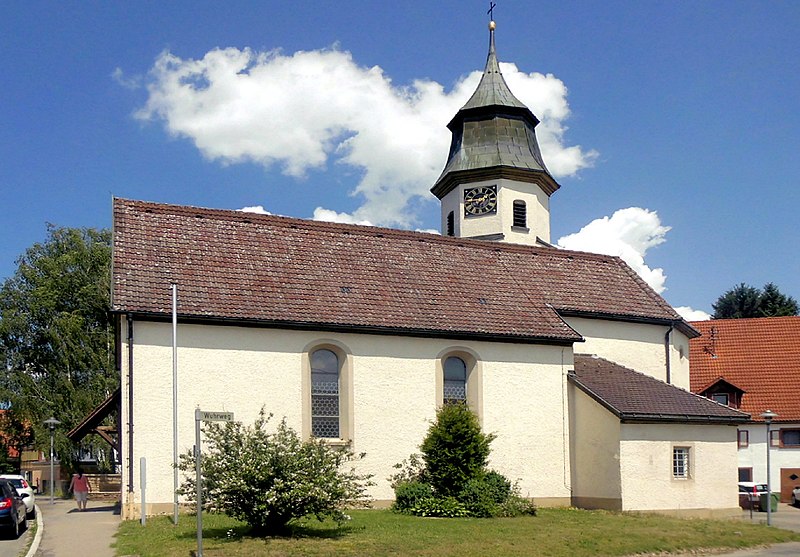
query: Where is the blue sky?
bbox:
[1,1,798,318]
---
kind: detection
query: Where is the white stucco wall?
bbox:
[119,318,572,516]
[563,316,691,390]
[619,423,739,513]
[737,422,800,496]
[568,386,622,507]
[440,178,551,245]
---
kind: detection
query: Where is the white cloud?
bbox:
[674,306,712,321]
[238,205,271,214]
[135,46,596,228]
[112,67,141,90]
[312,207,372,226]
[557,207,670,293]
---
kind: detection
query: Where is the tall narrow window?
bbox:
[311,349,339,438]
[446,211,455,236]
[512,200,527,228]
[737,429,749,448]
[673,447,690,479]
[443,356,467,404]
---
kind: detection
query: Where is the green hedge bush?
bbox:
[391,404,535,518]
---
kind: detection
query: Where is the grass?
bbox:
[114,508,800,557]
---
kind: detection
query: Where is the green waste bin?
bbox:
[759,492,779,512]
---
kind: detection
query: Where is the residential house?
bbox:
[691,316,800,502]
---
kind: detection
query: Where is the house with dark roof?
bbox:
[111,22,747,520]
[690,316,800,503]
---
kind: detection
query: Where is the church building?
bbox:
[111,22,747,519]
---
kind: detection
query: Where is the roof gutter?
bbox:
[558,309,701,339]
[665,323,673,385]
[108,309,581,346]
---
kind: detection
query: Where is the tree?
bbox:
[177,410,373,535]
[0,225,116,466]
[420,403,494,497]
[712,282,799,319]
[759,283,799,317]
[391,403,535,518]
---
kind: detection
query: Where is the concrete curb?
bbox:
[25,504,43,557]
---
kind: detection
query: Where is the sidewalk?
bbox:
[31,499,120,557]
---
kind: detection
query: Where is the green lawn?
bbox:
[114,508,800,557]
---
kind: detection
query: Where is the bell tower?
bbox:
[431,20,560,246]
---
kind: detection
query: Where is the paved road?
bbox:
[0,514,33,557]
[687,505,800,557]
[33,499,119,557]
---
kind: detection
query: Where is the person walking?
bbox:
[68,467,91,511]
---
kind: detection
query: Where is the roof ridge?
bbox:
[114,197,638,265]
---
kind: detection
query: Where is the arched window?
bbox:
[513,200,527,228]
[443,356,467,404]
[311,349,340,438]
[446,211,455,236]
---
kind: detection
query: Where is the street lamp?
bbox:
[43,417,61,505]
[761,410,777,526]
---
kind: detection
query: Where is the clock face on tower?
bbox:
[463,185,498,216]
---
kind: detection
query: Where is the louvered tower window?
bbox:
[446,211,455,236]
[513,200,527,228]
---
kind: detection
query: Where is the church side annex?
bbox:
[111,21,747,519]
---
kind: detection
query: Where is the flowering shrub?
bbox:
[177,409,373,534]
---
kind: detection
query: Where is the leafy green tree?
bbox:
[712,282,798,319]
[0,225,116,465]
[177,410,373,535]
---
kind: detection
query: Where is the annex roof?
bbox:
[689,317,800,422]
[112,198,691,343]
[571,354,748,424]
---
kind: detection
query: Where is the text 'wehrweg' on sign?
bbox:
[199,411,234,422]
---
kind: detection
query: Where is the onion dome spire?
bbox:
[431,20,560,200]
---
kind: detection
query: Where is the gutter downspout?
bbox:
[664,323,674,385]
[127,313,134,493]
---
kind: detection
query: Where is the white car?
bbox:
[0,475,35,519]
[792,486,800,507]
[738,482,768,511]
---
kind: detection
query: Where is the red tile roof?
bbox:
[690,317,800,423]
[571,354,748,423]
[112,198,690,343]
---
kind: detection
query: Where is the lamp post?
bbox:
[43,417,61,505]
[761,410,777,526]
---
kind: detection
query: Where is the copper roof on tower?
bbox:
[431,22,560,199]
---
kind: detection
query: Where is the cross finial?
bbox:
[487,2,496,21]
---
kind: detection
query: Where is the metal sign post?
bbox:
[195,409,234,557]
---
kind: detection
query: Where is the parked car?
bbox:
[792,486,800,507]
[738,482,769,510]
[0,475,35,518]
[0,479,27,539]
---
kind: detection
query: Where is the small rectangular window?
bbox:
[738,467,753,482]
[446,211,455,236]
[673,447,690,479]
[712,393,729,406]
[771,430,781,447]
[737,429,749,449]
[781,429,800,447]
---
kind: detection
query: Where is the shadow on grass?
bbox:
[177,518,362,543]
